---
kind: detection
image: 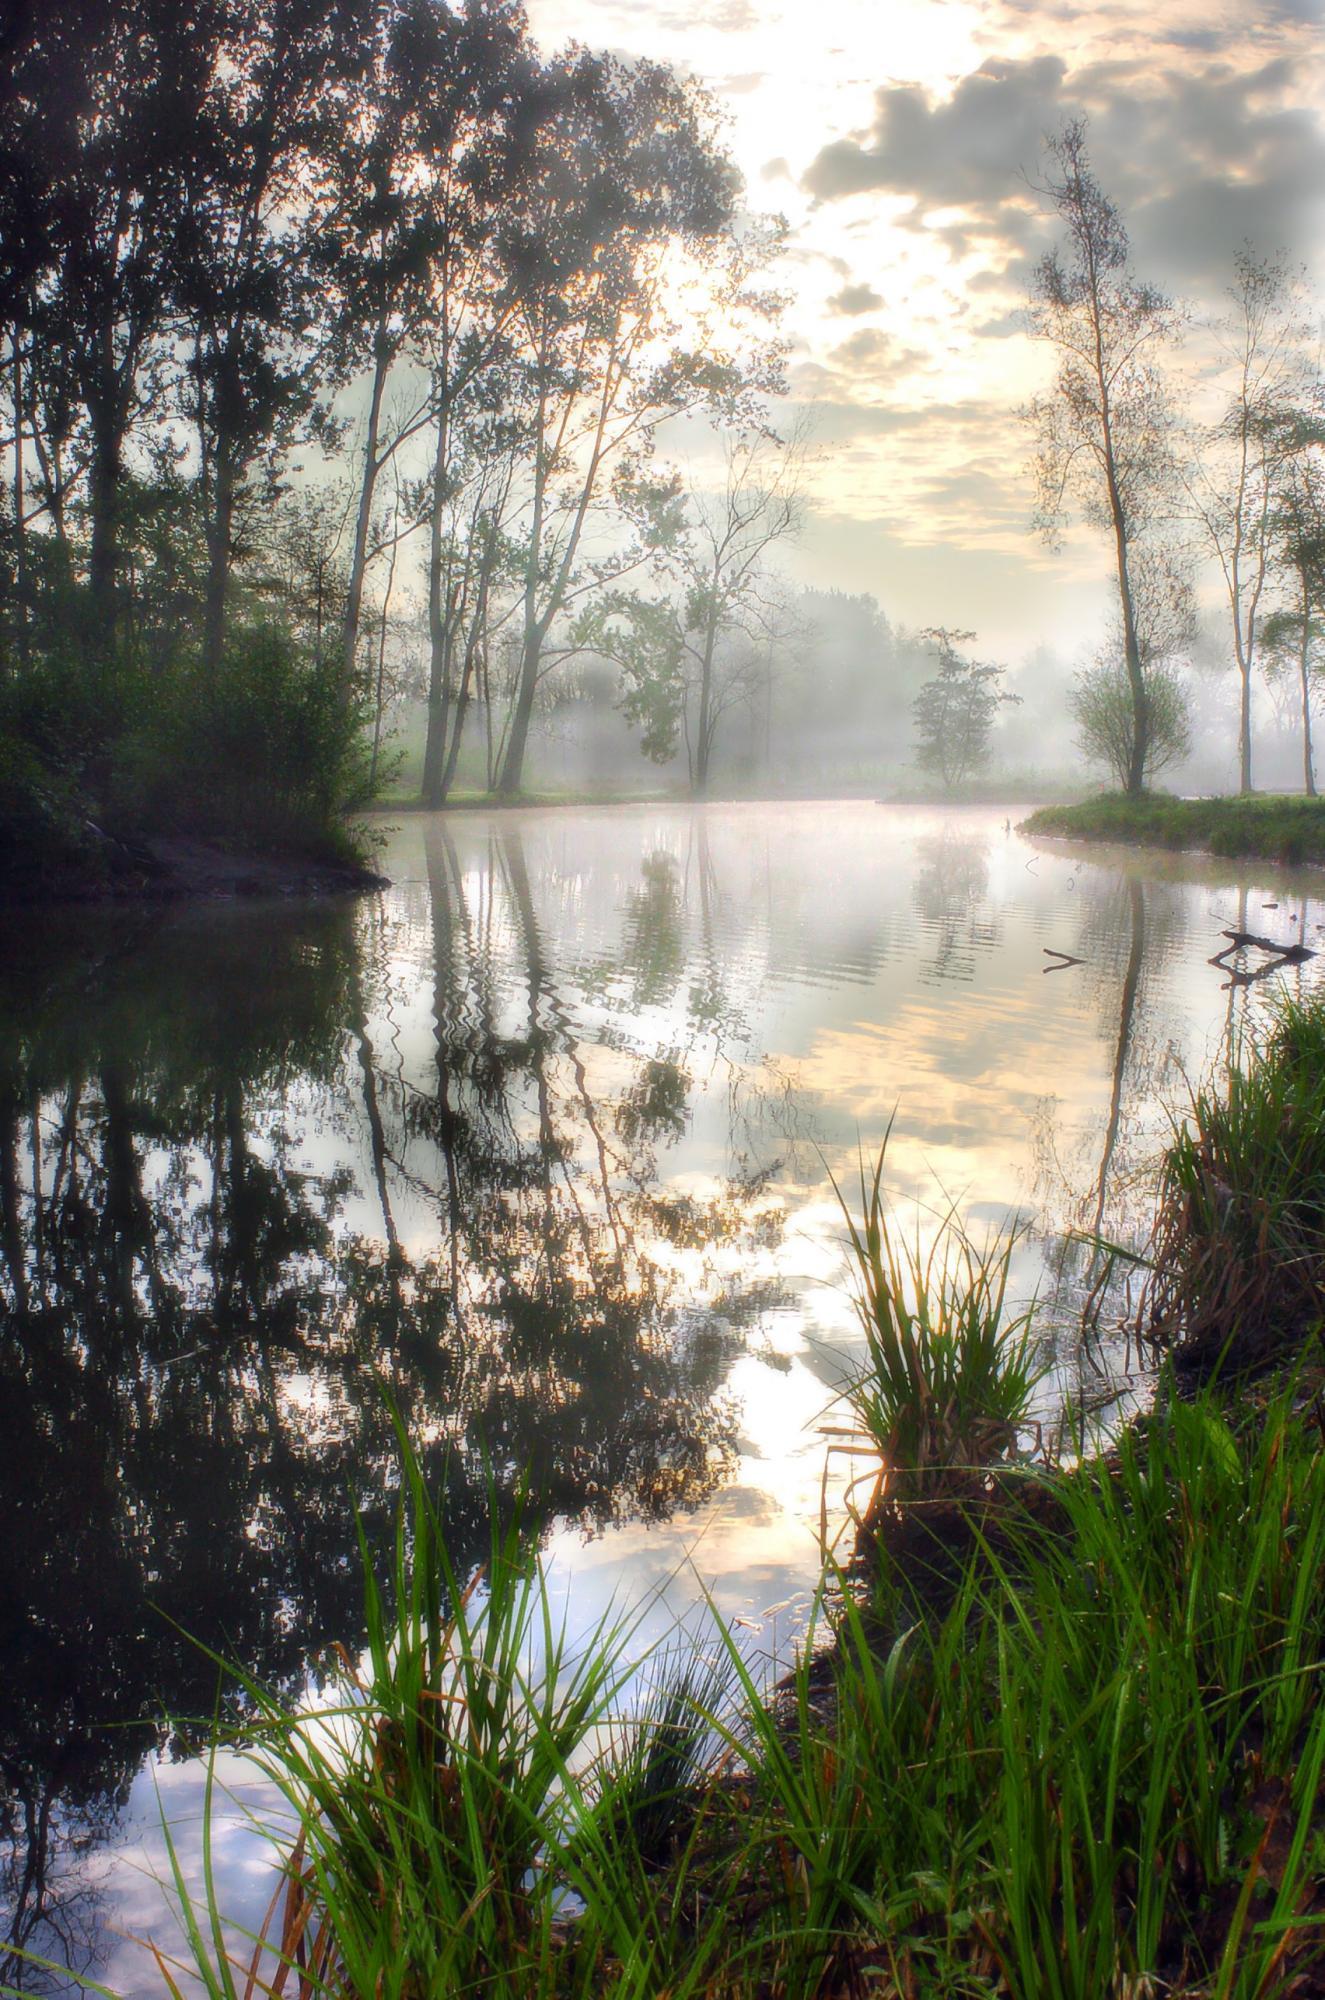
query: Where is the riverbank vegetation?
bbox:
[1023,792,1325,865]
[93,995,1325,2000]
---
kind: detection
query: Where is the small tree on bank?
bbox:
[1025,119,1180,796]
[1072,544,1195,789]
[1071,659,1192,790]
[912,628,1018,790]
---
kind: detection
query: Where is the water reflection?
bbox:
[3,803,1324,1987]
[0,847,777,1985]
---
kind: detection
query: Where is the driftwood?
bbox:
[1210,928,1316,968]
[1042,947,1085,972]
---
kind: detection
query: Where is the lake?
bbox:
[3,801,1322,1994]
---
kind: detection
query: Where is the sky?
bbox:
[527,0,1325,663]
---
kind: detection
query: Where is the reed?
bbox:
[831,1144,1042,1526]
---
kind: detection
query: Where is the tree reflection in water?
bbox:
[0,832,781,1984]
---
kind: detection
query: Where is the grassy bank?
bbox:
[1023,792,1325,865]
[32,1005,1325,2000]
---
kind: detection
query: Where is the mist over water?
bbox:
[3,802,1323,1993]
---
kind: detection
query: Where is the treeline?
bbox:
[1027,120,1325,800]
[0,0,785,871]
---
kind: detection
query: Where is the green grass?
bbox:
[1022,792,1325,865]
[1141,993,1325,1368]
[120,1388,1325,2000]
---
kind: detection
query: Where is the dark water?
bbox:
[3,803,1322,1993]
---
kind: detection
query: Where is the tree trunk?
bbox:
[692,602,719,799]
[202,445,236,680]
[441,632,480,801]
[498,623,541,797]
[341,333,390,699]
[10,333,27,669]
[86,407,122,644]
[369,521,398,791]
[1237,650,1253,794]
[1300,580,1317,798]
[420,405,453,809]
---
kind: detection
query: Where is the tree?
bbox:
[1264,404,1325,796]
[912,628,1018,789]
[173,0,361,676]
[1071,659,1191,789]
[1184,248,1309,793]
[582,430,802,793]
[0,0,220,637]
[664,430,803,797]
[1026,118,1180,796]
[492,59,782,796]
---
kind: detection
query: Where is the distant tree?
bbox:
[912,627,1018,789]
[1183,248,1309,793]
[581,433,803,792]
[1025,119,1180,796]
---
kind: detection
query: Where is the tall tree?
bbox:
[0,0,221,638]
[174,0,365,676]
[1264,405,1325,796]
[588,429,803,794]
[1026,118,1180,796]
[1184,248,1308,793]
[493,56,780,797]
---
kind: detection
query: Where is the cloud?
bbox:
[828,281,885,314]
[800,48,1325,294]
[803,55,1069,208]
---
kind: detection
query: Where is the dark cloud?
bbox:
[803,55,1068,207]
[829,281,885,314]
[801,49,1325,295]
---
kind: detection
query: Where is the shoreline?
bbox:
[1023,792,1325,868]
[0,831,386,908]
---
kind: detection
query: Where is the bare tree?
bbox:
[1183,248,1309,792]
[1264,403,1325,796]
[1025,119,1181,795]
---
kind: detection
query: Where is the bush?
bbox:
[0,619,376,881]
[126,623,375,856]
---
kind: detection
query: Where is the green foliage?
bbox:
[127,624,376,856]
[1024,791,1325,863]
[0,615,375,882]
[1144,993,1325,1366]
[1071,655,1192,788]
[575,592,687,764]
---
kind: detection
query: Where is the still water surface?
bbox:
[3,802,1324,1992]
